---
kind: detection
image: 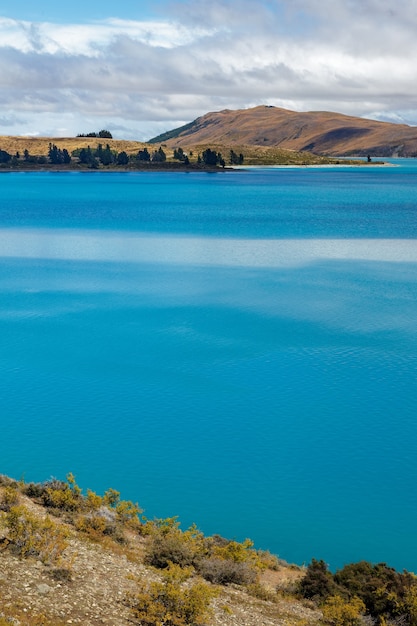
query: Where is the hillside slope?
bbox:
[149,105,417,156]
[0,475,316,626]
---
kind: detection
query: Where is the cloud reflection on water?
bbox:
[0,229,416,267]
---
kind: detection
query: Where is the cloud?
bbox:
[1,1,417,139]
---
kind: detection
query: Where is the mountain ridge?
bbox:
[148,105,417,156]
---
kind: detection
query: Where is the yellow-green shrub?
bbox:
[4,505,69,565]
[127,562,218,626]
[0,485,19,511]
[322,595,366,626]
[41,474,83,512]
[145,521,205,569]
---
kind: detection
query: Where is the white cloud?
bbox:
[1,1,417,139]
[0,16,216,56]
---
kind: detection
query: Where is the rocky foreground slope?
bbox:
[0,474,317,626]
[2,474,416,626]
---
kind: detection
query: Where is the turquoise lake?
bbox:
[1,163,417,571]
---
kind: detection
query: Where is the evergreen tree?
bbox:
[137,148,150,162]
[48,143,63,165]
[99,144,114,166]
[202,148,224,167]
[117,151,129,166]
[78,146,98,167]
[151,147,167,163]
[202,148,218,166]
[0,149,11,163]
[62,149,71,164]
[173,147,185,161]
[229,150,244,165]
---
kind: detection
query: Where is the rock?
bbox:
[36,583,51,595]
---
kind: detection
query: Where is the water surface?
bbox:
[1,164,416,571]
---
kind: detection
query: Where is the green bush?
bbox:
[298,559,336,601]
[334,561,416,620]
[144,520,205,569]
[127,563,217,626]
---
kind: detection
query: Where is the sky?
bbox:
[1,0,417,140]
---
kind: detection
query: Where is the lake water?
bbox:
[1,162,417,572]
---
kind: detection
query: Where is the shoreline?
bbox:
[0,161,391,173]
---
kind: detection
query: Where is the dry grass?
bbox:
[0,136,148,157]
[154,105,417,156]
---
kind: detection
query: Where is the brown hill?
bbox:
[149,105,417,157]
[0,136,148,156]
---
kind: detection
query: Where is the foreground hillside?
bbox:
[149,105,417,157]
[1,474,417,626]
[0,474,314,626]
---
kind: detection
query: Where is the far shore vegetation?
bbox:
[0,133,380,171]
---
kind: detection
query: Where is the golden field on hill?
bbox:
[0,135,360,167]
[0,136,148,157]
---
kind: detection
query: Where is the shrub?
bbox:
[4,505,69,565]
[322,595,366,626]
[247,582,279,602]
[0,485,19,511]
[212,538,255,561]
[75,506,125,541]
[334,561,416,619]
[24,482,46,498]
[298,559,336,601]
[145,520,205,569]
[196,557,257,585]
[127,563,217,626]
[145,528,197,569]
[41,474,82,512]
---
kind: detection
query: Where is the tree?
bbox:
[62,149,71,164]
[77,130,113,138]
[78,146,99,168]
[137,148,150,162]
[151,147,166,163]
[298,559,336,601]
[117,151,129,166]
[202,148,218,166]
[99,144,114,166]
[0,149,11,163]
[202,148,224,167]
[48,143,64,165]
[173,147,186,161]
[229,149,244,165]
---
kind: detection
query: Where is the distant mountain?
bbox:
[149,105,417,157]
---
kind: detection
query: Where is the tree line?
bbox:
[0,143,244,169]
